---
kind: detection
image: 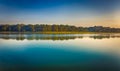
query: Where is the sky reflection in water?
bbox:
[0,34,120,71]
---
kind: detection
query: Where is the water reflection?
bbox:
[0,47,120,71]
[0,34,120,40]
[0,34,120,71]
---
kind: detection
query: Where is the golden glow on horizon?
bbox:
[0,11,120,28]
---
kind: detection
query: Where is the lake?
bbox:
[0,34,120,71]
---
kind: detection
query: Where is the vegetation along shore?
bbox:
[0,24,120,34]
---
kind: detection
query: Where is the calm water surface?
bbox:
[0,34,120,71]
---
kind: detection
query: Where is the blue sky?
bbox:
[0,0,120,27]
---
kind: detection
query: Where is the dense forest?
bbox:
[0,24,120,33]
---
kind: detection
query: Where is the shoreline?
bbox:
[0,32,119,34]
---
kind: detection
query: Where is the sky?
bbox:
[0,0,120,27]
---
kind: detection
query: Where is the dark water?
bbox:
[0,34,120,71]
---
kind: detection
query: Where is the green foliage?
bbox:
[0,24,120,33]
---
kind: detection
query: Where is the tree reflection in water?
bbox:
[0,34,120,41]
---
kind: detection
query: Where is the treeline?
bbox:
[0,24,120,33]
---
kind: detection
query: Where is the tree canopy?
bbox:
[0,24,120,33]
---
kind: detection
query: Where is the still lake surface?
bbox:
[0,34,120,71]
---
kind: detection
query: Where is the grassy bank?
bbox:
[0,32,98,34]
[0,32,118,34]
